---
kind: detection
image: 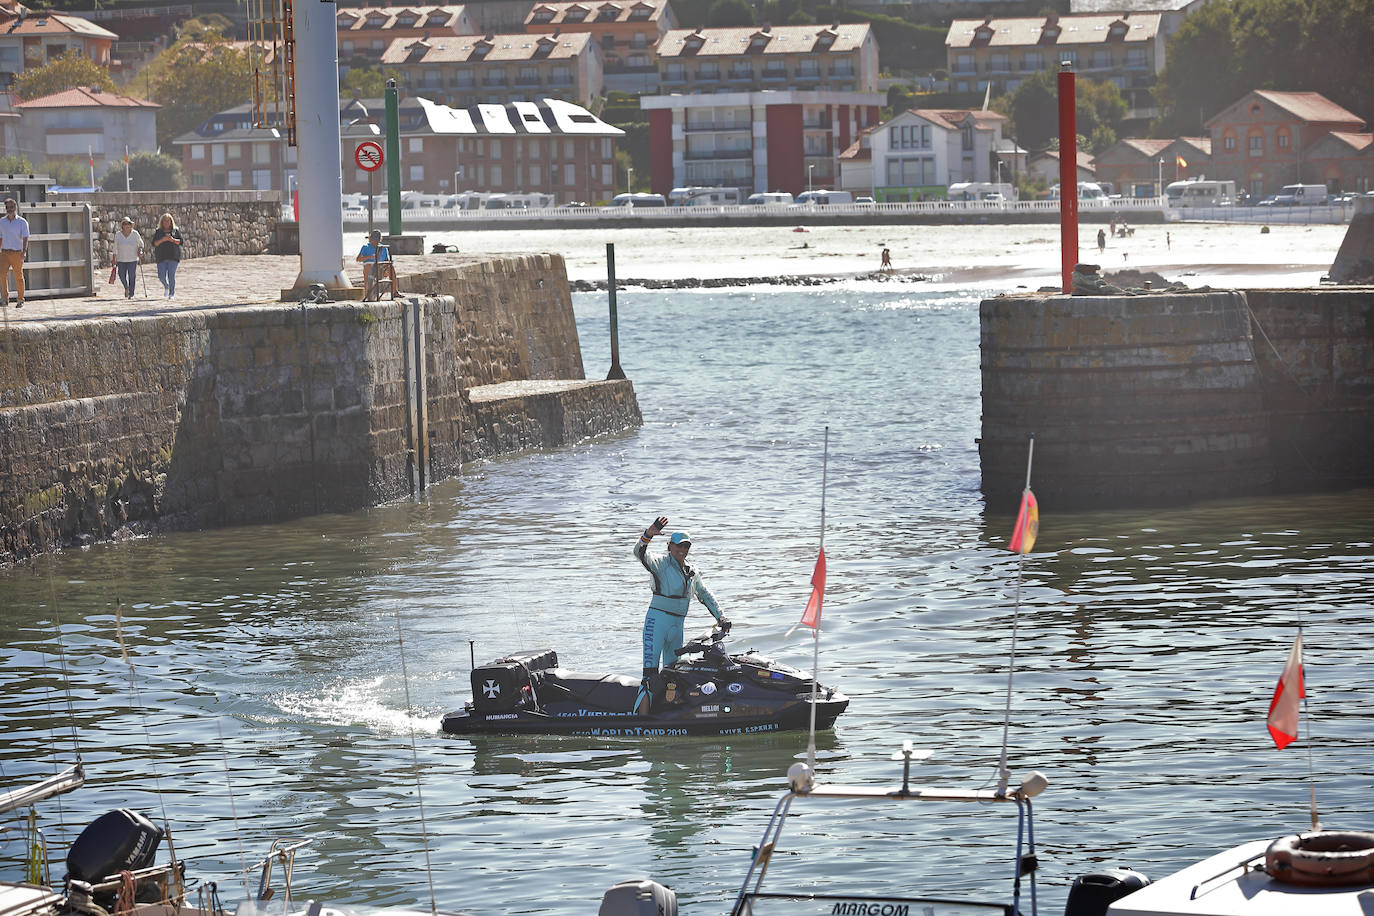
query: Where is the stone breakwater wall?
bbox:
[979,287,1374,510]
[0,256,642,563]
[54,191,280,266]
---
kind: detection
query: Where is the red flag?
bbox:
[799,549,825,630]
[1008,490,1038,554]
[1266,634,1304,749]
[1176,154,1187,169]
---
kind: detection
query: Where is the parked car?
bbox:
[854,196,875,205]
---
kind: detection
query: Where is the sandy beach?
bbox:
[0,219,1354,324]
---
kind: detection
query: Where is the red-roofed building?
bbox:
[525,0,676,92]
[1206,90,1367,197]
[656,23,878,94]
[335,5,478,69]
[852,107,1011,201]
[1306,131,1374,194]
[0,10,117,88]
[1093,136,1210,196]
[380,31,602,109]
[1026,147,1095,186]
[14,86,158,177]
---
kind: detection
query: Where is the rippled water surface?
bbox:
[2,279,1371,916]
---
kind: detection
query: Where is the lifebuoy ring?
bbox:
[1264,831,1374,887]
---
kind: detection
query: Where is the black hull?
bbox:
[441,695,848,738]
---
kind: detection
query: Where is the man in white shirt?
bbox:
[0,197,30,308]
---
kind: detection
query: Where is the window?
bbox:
[798,60,819,78]
[954,53,974,74]
[1022,51,1042,71]
[730,62,752,80]
[887,158,933,186]
[603,34,616,50]
[252,142,271,164]
[212,146,225,165]
[226,143,243,159]
[191,172,206,187]
[1224,134,1237,151]
[1091,50,1111,69]
[1126,48,1146,68]
[698,62,719,80]
[409,164,424,181]
[1248,132,1264,156]
[408,137,424,153]
[988,53,1009,72]
[491,140,501,158]
[529,165,540,185]
[565,163,575,185]
[342,40,354,55]
[1277,130,1290,150]
[191,144,205,160]
[228,170,243,187]
[490,165,502,184]
[518,65,539,84]
[602,138,612,158]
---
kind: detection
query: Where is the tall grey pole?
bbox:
[606,243,625,380]
[291,0,349,290]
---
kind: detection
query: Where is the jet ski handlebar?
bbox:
[673,620,732,657]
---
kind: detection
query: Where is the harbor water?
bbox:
[2,253,1372,914]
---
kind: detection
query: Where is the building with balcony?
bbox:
[174,95,621,202]
[525,0,676,93]
[1205,90,1367,197]
[846,107,1010,201]
[640,89,881,196]
[0,9,117,88]
[380,31,602,109]
[336,5,478,69]
[945,13,1163,121]
[655,23,878,96]
[14,86,159,178]
[1068,0,1211,42]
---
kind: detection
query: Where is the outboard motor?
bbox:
[469,649,557,713]
[1064,868,1150,916]
[65,809,164,909]
[599,880,677,916]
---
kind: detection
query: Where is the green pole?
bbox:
[385,79,402,237]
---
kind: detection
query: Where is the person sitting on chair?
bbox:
[356,229,397,296]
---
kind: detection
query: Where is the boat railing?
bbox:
[1187,849,1266,901]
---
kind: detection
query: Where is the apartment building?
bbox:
[863,107,1009,201]
[0,9,117,87]
[640,89,881,196]
[14,86,159,176]
[1205,90,1367,197]
[336,5,478,66]
[655,23,878,95]
[525,0,676,93]
[380,30,602,109]
[945,13,1164,121]
[174,95,622,202]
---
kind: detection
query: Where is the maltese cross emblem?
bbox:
[482,680,501,698]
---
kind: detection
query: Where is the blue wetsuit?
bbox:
[635,532,722,672]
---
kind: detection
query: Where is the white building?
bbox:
[848,107,1009,201]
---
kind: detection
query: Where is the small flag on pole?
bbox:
[1176,154,1187,169]
[1008,490,1038,554]
[800,549,825,630]
[1266,634,1304,749]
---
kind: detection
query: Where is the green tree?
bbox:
[341,66,399,99]
[150,33,252,148]
[1003,70,1127,154]
[11,50,116,101]
[99,151,184,192]
[45,158,91,188]
[0,154,35,174]
[707,0,754,27]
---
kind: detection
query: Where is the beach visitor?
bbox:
[633,516,727,714]
[881,247,892,271]
[113,217,144,299]
[151,213,183,299]
[1166,232,1172,250]
[1110,218,1116,238]
[1097,229,1106,253]
[356,229,396,296]
[0,197,29,308]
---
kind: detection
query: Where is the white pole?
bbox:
[292,0,350,290]
[806,426,829,771]
[996,434,1034,796]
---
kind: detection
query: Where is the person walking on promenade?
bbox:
[1097,228,1107,253]
[151,213,183,298]
[633,516,727,714]
[0,197,30,308]
[113,216,144,299]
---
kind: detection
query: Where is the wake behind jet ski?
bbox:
[440,623,849,738]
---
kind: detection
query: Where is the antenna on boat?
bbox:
[1299,624,1320,832]
[996,434,1037,797]
[396,612,440,916]
[791,427,829,771]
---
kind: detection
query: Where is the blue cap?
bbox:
[670,531,692,545]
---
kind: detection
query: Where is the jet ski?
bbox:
[440,624,849,738]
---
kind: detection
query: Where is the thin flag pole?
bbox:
[1299,624,1320,831]
[997,434,1034,796]
[806,426,829,770]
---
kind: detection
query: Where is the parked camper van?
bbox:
[668,187,743,206]
[795,190,853,206]
[1276,183,1328,205]
[1165,179,1237,208]
[745,191,794,206]
[609,192,668,208]
[1048,182,1107,201]
[947,182,1016,202]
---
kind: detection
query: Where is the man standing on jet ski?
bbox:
[634,516,728,714]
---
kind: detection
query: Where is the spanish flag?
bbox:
[1176,154,1187,169]
[1008,490,1038,555]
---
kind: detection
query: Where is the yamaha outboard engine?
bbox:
[1064,868,1150,916]
[65,809,164,909]
[599,880,677,916]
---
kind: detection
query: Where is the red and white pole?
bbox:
[1057,63,1078,294]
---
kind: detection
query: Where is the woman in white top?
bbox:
[113,216,144,299]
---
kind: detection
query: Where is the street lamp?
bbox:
[627,166,633,194]
[453,166,463,194]
[807,163,815,196]
[1157,158,1163,199]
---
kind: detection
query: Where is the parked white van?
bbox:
[745,191,794,206]
[795,190,853,206]
[609,192,667,208]
[668,186,743,206]
[1276,183,1328,205]
[1165,179,1237,208]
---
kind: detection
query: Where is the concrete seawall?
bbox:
[0,255,642,563]
[979,287,1374,509]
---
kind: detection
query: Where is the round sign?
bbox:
[355,141,384,172]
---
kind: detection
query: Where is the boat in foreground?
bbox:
[441,625,848,738]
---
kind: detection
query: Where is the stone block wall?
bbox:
[52,190,280,266]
